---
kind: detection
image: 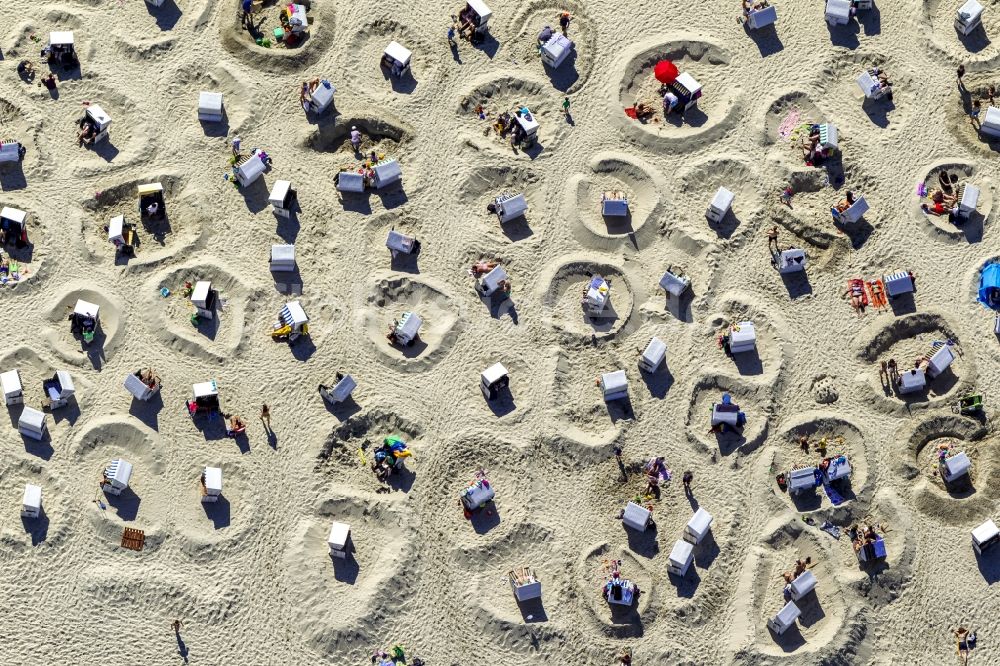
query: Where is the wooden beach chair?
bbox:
[121,528,145,551]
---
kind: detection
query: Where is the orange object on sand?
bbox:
[866,279,888,310]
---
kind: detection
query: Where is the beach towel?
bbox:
[820,520,841,539]
[624,107,638,119]
[866,279,888,310]
[822,480,845,506]
[847,278,869,307]
[778,110,802,140]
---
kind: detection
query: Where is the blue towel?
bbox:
[822,480,845,505]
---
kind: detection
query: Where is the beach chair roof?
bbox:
[87,105,112,128]
[481,362,508,385]
[309,81,335,109]
[328,521,350,548]
[0,207,27,225]
[973,519,999,544]
[687,507,713,536]
[373,160,402,182]
[675,72,702,94]
[124,373,151,399]
[960,184,980,211]
[668,539,694,567]
[710,187,735,211]
[856,71,879,97]
[397,312,422,339]
[386,229,415,253]
[467,0,492,19]
[958,0,984,21]
[659,270,689,296]
[984,106,1000,129]
[19,406,45,430]
[514,112,539,133]
[236,154,267,181]
[601,370,628,393]
[108,215,125,240]
[271,244,294,262]
[282,301,308,326]
[191,281,211,304]
[623,501,651,530]
[204,466,223,492]
[944,452,971,478]
[384,41,412,65]
[899,368,926,390]
[730,321,755,344]
[542,34,573,58]
[498,193,527,216]
[337,171,366,192]
[50,31,74,46]
[269,180,292,207]
[1,369,21,395]
[137,182,163,196]
[774,600,801,627]
[480,266,509,291]
[198,91,223,112]
[22,483,41,509]
[927,345,955,376]
[55,370,74,395]
[105,458,133,485]
[74,299,99,317]
[641,337,667,366]
[193,381,218,398]
[602,197,629,216]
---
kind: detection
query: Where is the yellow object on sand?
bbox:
[271,324,292,338]
[357,448,367,465]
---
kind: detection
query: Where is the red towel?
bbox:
[624,107,638,119]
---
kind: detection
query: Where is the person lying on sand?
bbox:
[842,281,865,316]
[470,260,498,277]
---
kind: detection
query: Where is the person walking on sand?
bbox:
[231,135,242,157]
[260,403,271,428]
[447,25,457,47]
[970,100,982,129]
[682,470,693,494]
[562,96,571,115]
[767,225,780,254]
[172,619,183,634]
[887,358,898,383]
[559,12,571,35]
[879,360,889,387]
[957,64,966,90]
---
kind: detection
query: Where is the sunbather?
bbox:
[470,260,499,277]
[835,191,857,213]
[635,102,655,120]
[843,281,865,315]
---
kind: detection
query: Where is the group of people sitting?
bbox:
[800,124,832,166]
[77,116,100,146]
[781,557,812,585]
[225,414,247,437]
[848,522,884,554]
[489,108,535,146]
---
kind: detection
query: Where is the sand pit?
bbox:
[914,161,992,242]
[686,374,771,456]
[673,158,761,242]
[0,458,67,550]
[281,494,416,653]
[576,543,656,637]
[565,152,663,248]
[316,409,424,493]
[362,274,461,371]
[0,98,40,190]
[220,0,334,71]
[923,0,1000,63]
[506,0,595,94]
[541,260,636,340]
[0,198,46,288]
[81,175,208,267]
[615,37,742,149]
[40,286,124,370]
[343,19,438,95]
[460,164,544,242]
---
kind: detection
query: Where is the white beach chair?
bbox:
[622,501,652,532]
[198,92,224,122]
[956,0,984,34]
[337,171,366,193]
[102,458,133,495]
[43,371,75,409]
[601,192,629,217]
[824,456,852,483]
[327,521,351,558]
[510,569,542,601]
[711,402,740,427]
[790,571,817,601]
[599,370,628,402]
[789,467,818,494]
[268,180,295,219]
[672,73,703,112]
[825,0,852,24]
[393,312,422,346]
[0,140,23,163]
[21,484,41,518]
[275,301,309,339]
[926,345,955,378]
[202,467,223,503]
[540,34,573,68]
[234,151,267,187]
[514,111,539,144]
[48,31,76,64]
[778,249,807,274]
[84,105,112,143]
[729,321,756,354]
[286,3,308,32]
[638,336,667,373]
[476,266,508,297]
[386,230,418,258]
[190,281,216,320]
[0,207,27,245]
[833,196,869,224]
[306,81,335,114]
[706,187,735,223]
[973,519,1000,555]
[583,276,611,315]
[768,601,801,634]
[884,271,914,298]
[957,184,980,221]
[941,452,972,484]
[372,160,402,189]
[382,42,412,77]
[668,539,694,576]
[747,4,778,29]
[320,374,357,404]
[856,71,889,101]
[124,370,160,401]
[480,363,509,400]
[981,107,1000,138]
[460,478,495,511]
[18,407,46,441]
[897,368,927,394]
[463,0,493,35]
[269,244,295,272]
[495,192,528,223]
[684,507,713,545]
[1,369,23,406]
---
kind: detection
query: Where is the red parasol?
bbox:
[653,60,678,85]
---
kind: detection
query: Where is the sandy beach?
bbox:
[3,0,1000,663]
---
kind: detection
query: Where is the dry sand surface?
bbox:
[4,0,1000,664]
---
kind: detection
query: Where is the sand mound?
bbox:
[771,415,871,514]
[165,64,255,139]
[457,75,566,159]
[923,0,1000,63]
[0,458,69,550]
[172,461,255,557]
[142,260,255,362]
[686,374,771,456]
[576,543,657,638]
[541,259,636,341]
[343,18,438,95]
[41,285,124,370]
[281,494,416,653]
[914,160,992,243]
[0,196,48,288]
[506,0,596,94]
[551,349,636,442]
[81,174,209,267]
[701,299,787,380]
[362,274,461,371]
[674,157,761,242]
[316,409,424,493]
[565,152,664,250]
[0,97,42,189]
[459,164,545,243]
[614,36,742,150]
[856,312,971,408]
[219,0,335,72]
